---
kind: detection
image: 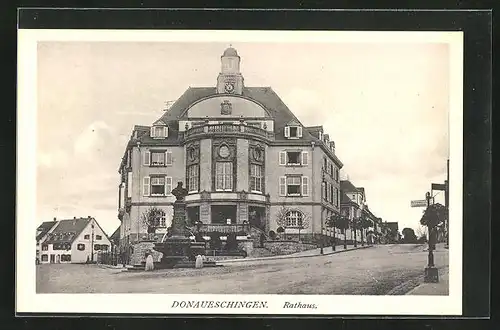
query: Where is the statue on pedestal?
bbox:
[172,181,189,202]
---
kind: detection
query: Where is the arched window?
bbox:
[285,210,303,228]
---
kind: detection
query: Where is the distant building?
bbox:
[38,216,112,264]
[36,219,57,262]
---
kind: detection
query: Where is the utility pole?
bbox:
[91,221,95,263]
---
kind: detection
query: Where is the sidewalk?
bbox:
[406,267,449,295]
[216,244,374,264]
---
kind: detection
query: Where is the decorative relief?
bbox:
[249,142,265,164]
[220,100,233,115]
[200,190,211,201]
[185,142,200,165]
[212,138,237,162]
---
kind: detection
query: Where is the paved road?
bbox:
[36,244,448,295]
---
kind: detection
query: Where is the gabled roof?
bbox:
[152,119,166,126]
[36,221,57,241]
[44,217,92,244]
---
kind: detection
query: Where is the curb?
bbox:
[386,266,449,295]
[216,244,374,264]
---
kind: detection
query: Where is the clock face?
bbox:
[219,145,230,158]
[224,82,235,93]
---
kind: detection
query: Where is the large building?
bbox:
[117,47,343,253]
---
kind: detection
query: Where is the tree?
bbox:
[275,206,289,239]
[401,227,418,243]
[420,203,447,248]
[297,213,311,242]
[141,206,165,235]
[356,216,373,246]
[335,215,350,249]
[325,214,337,249]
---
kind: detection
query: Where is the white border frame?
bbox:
[17,29,463,315]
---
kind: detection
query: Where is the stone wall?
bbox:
[129,241,163,266]
[237,239,254,255]
[263,241,317,256]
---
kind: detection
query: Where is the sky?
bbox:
[36,41,450,236]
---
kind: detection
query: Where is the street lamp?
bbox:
[424,192,439,283]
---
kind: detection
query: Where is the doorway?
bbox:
[211,205,237,224]
[248,206,266,230]
[50,254,55,263]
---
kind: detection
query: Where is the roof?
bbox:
[44,217,92,244]
[36,221,57,241]
[223,47,239,57]
[340,191,353,204]
[340,180,358,193]
[110,226,120,243]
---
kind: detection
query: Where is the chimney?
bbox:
[324,134,329,143]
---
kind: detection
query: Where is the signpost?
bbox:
[411,200,428,208]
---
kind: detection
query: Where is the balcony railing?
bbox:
[184,123,274,140]
[198,223,251,234]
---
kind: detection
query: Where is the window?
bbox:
[100,245,109,251]
[61,254,71,262]
[144,176,172,196]
[144,150,172,166]
[279,151,308,166]
[247,122,261,128]
[284,125,302,138]
[279,176,309,197]
[94,244,100,251]
[285,210,303,227]
[96,235,102,240]
[286,176,301,196]
[41,254,48,262]
[322,181,327,201]
[187,165,199,192]
[151,151,165,166]
[330,164,334,176]
[336,187,340,206]
[150,125,168,139]
[41,244,48,251]
[250,164,263,192]
[330,184,334,203]
[216,162,233,191]
[77,244,85,251]
[84,234,90,239]
[151,177,165,196]
[335,168,339,182]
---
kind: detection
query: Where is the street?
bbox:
[36,244,448,295]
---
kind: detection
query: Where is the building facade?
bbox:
[38,217,112,264]
[117,47,343,252]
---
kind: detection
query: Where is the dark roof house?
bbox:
[44,217,92,244]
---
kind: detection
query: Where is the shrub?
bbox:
[268,230,276,240]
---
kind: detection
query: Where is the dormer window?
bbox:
[150,120,168,139]
[284,120,303,139]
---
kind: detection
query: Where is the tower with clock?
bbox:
[217,46,244,95]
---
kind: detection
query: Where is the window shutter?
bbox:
[297,126,303,137]
[165,150,173,165]
[301,151,309,166]
[279,151,286,166]
[143,176,150,196]
[279,176,286,196]
[164,126,169,138]
[150,127,154,138]
[302,176,309,196]
[284,126,290,138]
[143,150,150,166]
[165,176,173,195]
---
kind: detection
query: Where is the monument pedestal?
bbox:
[153,182,207,269]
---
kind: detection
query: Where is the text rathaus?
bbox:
[117,47,343,254]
